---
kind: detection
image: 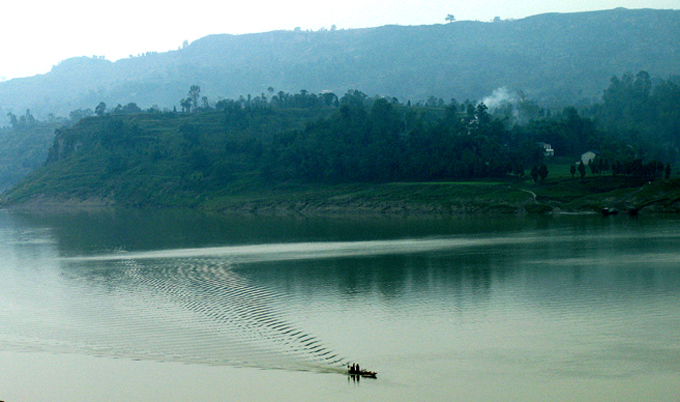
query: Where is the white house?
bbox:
[539,143,554,157]
[581,151,598,165]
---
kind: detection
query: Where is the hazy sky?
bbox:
[1,0,678,80]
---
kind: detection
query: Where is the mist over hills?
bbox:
[1,7,679,119]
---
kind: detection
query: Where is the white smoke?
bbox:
[480,87,538,124]
[481,87,518,110]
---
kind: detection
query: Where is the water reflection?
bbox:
[1,208,680,388]
[5,207,621,256]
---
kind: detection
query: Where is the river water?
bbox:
[0,209,678,401]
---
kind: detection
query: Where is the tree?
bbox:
[589,160,599,175]
[180,98,192,113]
[21,110,36,126]
[530,165,539,182]
[95,102,107,116]
[69,108,93,122]
[444,102,458,123]
[578,162,586,179]
[188,85,201,111]
[475,103,490,124]
[7,112,18,128]
[320,92,338,107]
[112,103,142,115]
[445,14,455,23]
[201,96,210,109]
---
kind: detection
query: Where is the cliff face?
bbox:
[47,130,81,164]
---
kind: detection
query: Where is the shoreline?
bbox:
[3,177,679,216]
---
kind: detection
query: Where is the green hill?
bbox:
[4,91,680,215]
[2,106,333,207]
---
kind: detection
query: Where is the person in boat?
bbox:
[348,363,377,377]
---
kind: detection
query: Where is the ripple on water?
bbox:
[1,254,346,373]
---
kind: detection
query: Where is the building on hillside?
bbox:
[539,143,554,157]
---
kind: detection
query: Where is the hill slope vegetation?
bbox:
[4,81,680,214]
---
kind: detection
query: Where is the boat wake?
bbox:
[5,254,348,374]
[36,232,640,372]
[37,235,577,370]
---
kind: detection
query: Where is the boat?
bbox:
[348,365,377,378]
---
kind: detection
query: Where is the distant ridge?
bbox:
[1,7,679,117]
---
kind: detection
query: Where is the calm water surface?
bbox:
[0,209,678,401]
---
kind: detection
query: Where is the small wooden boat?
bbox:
[348,367,377,378]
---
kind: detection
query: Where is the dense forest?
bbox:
[3,70,678,208]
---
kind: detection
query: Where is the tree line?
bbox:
[11,71,680,194]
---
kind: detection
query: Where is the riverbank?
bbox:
[7,177,678,216]
[179,176,680,216]
[201,182,532,216]
[212,180,680,216]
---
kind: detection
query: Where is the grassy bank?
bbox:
[187,175,680,216]
[198,181,533,215]
[6,176,680,215]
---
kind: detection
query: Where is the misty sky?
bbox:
[1,0,678,80]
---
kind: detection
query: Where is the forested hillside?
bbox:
[3,72,680,212]
[1,8,679,118]
[0,110,72,190]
